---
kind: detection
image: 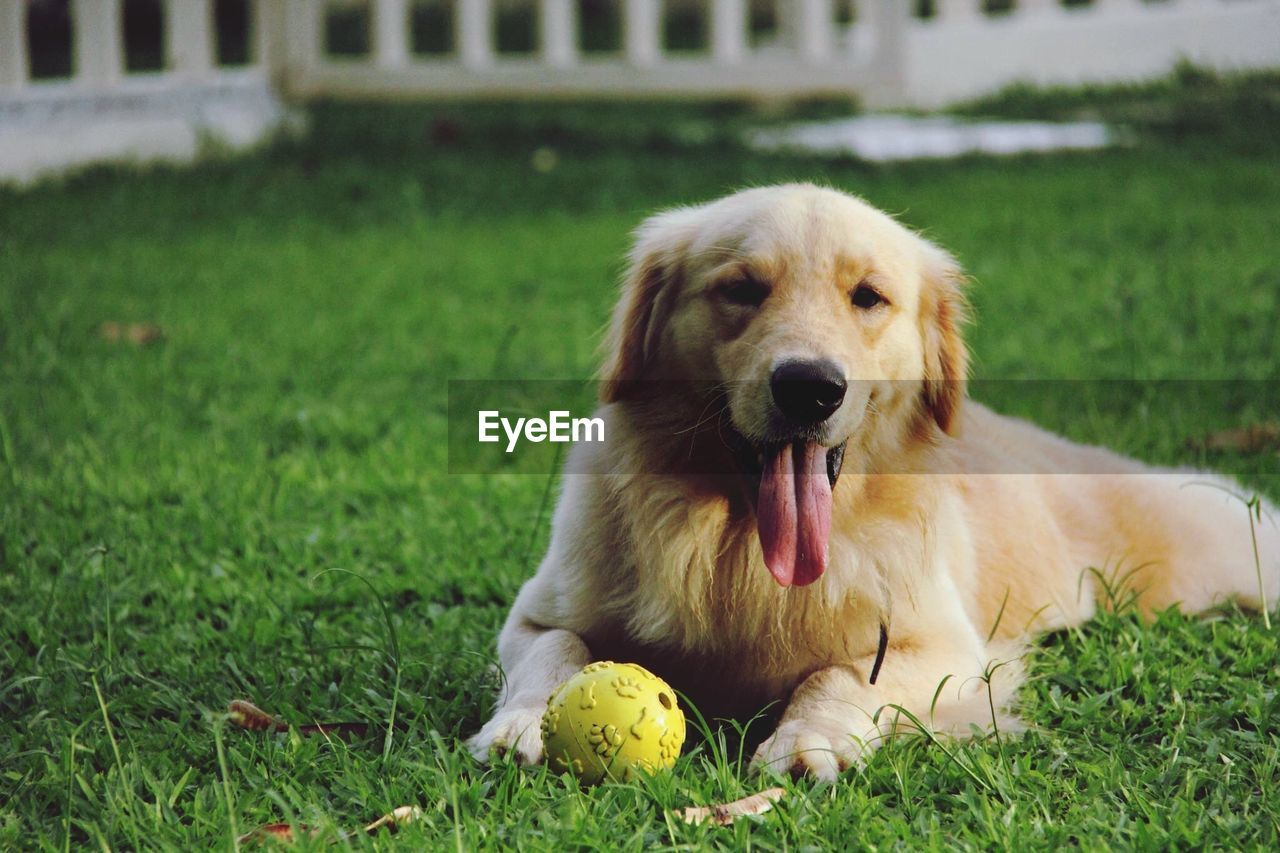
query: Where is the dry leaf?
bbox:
[1188,423,1280,455]
[227,699,369,737]
[126,323,164,345]
[361,805,423,834]
[429,117,463,145]
[227,699,287,732]
[677,787,785,826]
[237,823,316,844]
[237,806,421,846]
[99,321,164,345]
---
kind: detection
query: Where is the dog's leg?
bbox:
[1100,474,1280,617]
[466,615,591,765]
[468,456,619,765]
[752,639,1023,781]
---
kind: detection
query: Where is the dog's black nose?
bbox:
[770,359,847,425]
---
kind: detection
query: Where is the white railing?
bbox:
[3,0,1278,104]
[0,0,290,183]
[271,0,1279,104]
[1,1,1279,181]
[908,0,1280,106]
[276,0,906,100]
[0,0,281,90]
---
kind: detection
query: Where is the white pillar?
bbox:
[711,0,746,63]
[73,0,124,86]
[541,0,576,67]
[167,0,214,75]
[865,0,907,99]
[624,0,660,66]
[0,0,27,88]
[284,0,320,69]
[796,0,832,62]
[933,0,982,22]
[374,0,409,67]
[255,0,285,71]
[458,0,492,67]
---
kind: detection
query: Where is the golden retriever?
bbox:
[469,183,1278,779]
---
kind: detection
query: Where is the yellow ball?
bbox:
[541,661,685,785]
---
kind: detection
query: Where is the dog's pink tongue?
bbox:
[757,442,832,588]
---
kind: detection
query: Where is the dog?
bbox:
[468,183,1279,779]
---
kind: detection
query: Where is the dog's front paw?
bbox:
[467,707,545,766]
[751,718,869,782]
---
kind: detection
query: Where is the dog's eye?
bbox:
[718,277,770,308]
[851,284,886,310]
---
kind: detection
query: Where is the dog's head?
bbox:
[601,184,968,588]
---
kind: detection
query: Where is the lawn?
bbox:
[2,74,1280,849]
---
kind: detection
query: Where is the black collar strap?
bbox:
[869,622,889,685]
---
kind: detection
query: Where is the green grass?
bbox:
[2,75,1280,849]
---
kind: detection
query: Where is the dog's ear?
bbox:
[599,209,695,402]
[917,241,970,435]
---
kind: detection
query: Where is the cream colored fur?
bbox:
[467,184,1280,780]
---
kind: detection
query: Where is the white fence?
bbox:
[0,0,292,183]
[278,0,1280,104]
[1,0,1279,182]
[283,0,907,100]
[908,0,1280,106]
